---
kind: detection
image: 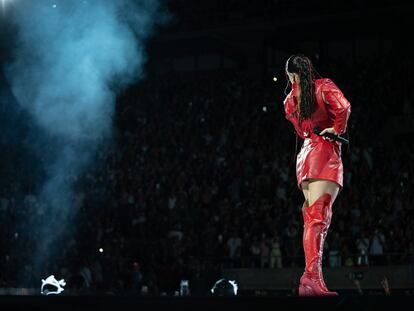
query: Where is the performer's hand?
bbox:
[319,127,337,135]
[319,127,337,141]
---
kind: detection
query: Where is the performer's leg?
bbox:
[301,180,310,213]
[299,179,340,296]
[308,179,339,206]
[301,180,309,203]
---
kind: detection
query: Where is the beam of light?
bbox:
[1,0,15,13]
[5,0,169,286]
[1,0,10,8]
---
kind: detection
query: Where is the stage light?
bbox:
[41,275,66,296]
[180,279,189,296]
[99,248,104,253]
[1,0,11,7]
[1,0,15,11]
[273,76,277,82]
[211,278,238,296]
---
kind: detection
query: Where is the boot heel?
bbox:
[299,285,314,296]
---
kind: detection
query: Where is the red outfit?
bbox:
[284,78,351,191]
[299,194,338,296]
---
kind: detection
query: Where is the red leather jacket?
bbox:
[284,78,351,139]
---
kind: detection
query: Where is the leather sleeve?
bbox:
[284,95,306,139]
[322,81,351,135]
[283,95,295,117]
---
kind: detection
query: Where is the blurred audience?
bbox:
[0,51,413,295]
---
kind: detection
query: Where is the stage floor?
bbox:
[0,295,409,311]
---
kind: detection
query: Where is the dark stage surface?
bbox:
[0,295,409,311]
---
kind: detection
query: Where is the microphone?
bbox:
[313,127,349,144]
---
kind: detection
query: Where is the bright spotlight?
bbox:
[1,0,13,11]
[273,76,277,82]
[99,248,104,253]
[211,279,238,296]
[41,275,66,296]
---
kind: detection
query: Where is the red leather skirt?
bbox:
[296,133,343,192]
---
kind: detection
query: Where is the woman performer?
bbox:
[283,54,351,296]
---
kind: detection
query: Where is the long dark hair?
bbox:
[285,54,321,121]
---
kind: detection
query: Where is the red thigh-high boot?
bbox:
[299,193,338,296]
